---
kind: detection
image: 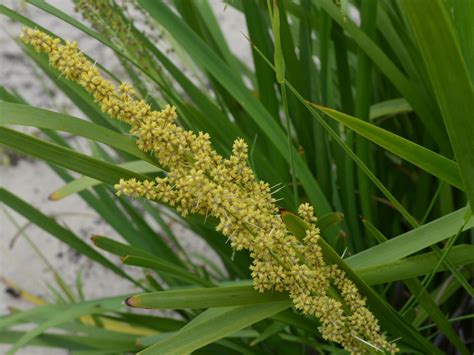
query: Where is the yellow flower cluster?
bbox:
[21,28,397,354]
[75,0,162,75]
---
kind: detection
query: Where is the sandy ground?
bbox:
[0,1,250,353]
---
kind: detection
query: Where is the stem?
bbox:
[355,0,378,234]
[281,83,299,209]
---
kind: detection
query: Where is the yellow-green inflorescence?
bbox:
[21,27,397,354]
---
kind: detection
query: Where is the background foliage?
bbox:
[0,0,473,353]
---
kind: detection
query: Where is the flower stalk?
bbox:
[21,27,397,354]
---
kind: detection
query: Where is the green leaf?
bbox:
[361,214,470,354]
[280,210,308,241]
[0,321,140,352]
[91,235,160,260]
[314,105,463,190]
[0,188,135,283]
[413,268,473,327]
[125,243,473,310]
[317,212,344,234]
[358,244,474,285]
[0,102,154,164]
[249,321,286,346]
[0,127,147,185]
[91,234,184,284]
[401,0,474,207]
[269,1,285,84]
[193,0,244,78]
[0,86,25,104]
[451,0,474,82]
[347,207,474,269]
[0,188,132,280]
[315,0,449,150]
[354,0,378,230]
[369,98,412,120]
[107,313,185,332]
[270,309,315,333]
[138,302,291,354]
[3,297,125,354]
[125,285,288,309]
[122,255,213,287]
[242,1,279,119]
[0,331,82,350]
[0,330,137,352]
[50,161,160,200]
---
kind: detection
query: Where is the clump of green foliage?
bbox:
[0,0,472,354]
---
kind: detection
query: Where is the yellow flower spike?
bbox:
[298,202,318,223]
[21,27,398,354]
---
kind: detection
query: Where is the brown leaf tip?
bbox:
[124,296,136,307]
[48,192,59,201]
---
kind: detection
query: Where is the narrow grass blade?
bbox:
[122,256,213,287]
[271,309,315,333]
[314,105,463,189]
[451,0,474,81]
[5,298,125,354]
[125,242,472,309]
[347,207,474,269]
[0,102,154,164]
[0,189,135,283]
[401,0,474,207]
[315,0,449,150]
[242,1,279,119]
[0,127,147,185]
[413,268,473,327]
[369,98,412,120]
[354,0,378,226]
[91,235,160,260]
[137,302,291,354]
[332,23,361,248]
[0,330,136,351]
[50,161,161,201]
[250,322,286,346]
[125,285,288,310]
[0,295,126,329]
[193,0,243,77]
[359,244,474,285]
[360,216,470,354]
[318,212,344,233]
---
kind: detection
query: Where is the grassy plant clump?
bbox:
[0,1,473,354]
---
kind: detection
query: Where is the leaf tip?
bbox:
[48,191,61,201]
[124,296,137,308]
